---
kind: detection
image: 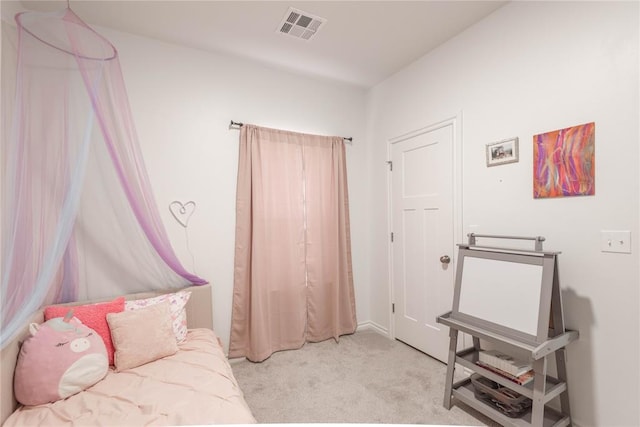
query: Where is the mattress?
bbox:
[3,328,256,426]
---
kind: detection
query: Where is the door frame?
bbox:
[386,112,464,342]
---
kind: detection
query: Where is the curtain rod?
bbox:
[230,120,352,142]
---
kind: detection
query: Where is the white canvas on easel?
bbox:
[458,256,544,337]
[450,243,557,345]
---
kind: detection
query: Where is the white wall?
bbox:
[366,2,639,426]
[96,28,369,352]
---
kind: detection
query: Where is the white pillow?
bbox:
[125,290,191,343]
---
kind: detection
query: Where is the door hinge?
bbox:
[386,160,393,171]
[390,232,394,242]
[392,303,395,314]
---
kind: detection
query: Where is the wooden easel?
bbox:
[437,234,578,427]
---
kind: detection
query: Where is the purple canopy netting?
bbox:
[1,8,207,348]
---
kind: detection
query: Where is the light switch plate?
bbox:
[601,230,631,253]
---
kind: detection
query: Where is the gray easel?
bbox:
[437,234,579,427]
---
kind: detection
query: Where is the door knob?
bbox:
[440,255,451,264]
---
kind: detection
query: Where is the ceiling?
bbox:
[14,0,507,88]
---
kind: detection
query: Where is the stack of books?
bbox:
[476,350,534,385]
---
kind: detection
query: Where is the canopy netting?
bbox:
[1,8,207,348]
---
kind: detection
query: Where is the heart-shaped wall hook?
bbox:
[169,201,196,228]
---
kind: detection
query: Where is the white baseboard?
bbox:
[357,320,389,337]
[228,356,246,364]
[227,323,390,361]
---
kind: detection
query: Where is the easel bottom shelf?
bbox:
[452,380,570,427]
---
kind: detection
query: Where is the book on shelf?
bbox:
[475,361,535,386]
[478,349,532,377]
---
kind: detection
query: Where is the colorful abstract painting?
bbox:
[533,122,595,198]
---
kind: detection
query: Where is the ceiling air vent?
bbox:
[277,7,326,41]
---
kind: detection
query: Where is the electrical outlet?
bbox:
[601,230,631,254]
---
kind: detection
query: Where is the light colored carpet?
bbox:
[230,330,498,425]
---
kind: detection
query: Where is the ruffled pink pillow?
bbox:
[44,297,125,365]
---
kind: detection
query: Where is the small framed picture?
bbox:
[486,137,519,167]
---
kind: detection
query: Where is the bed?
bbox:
[0,284,256,425]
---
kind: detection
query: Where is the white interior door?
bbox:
[390,122,455,363]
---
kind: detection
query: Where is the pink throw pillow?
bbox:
[107,300,178,371]
[44,297,125,365]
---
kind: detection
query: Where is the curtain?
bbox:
[229,125,356,362]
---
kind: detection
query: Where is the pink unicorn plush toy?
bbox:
[14,311,108,406]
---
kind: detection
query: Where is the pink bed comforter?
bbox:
[4,329,256,426]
